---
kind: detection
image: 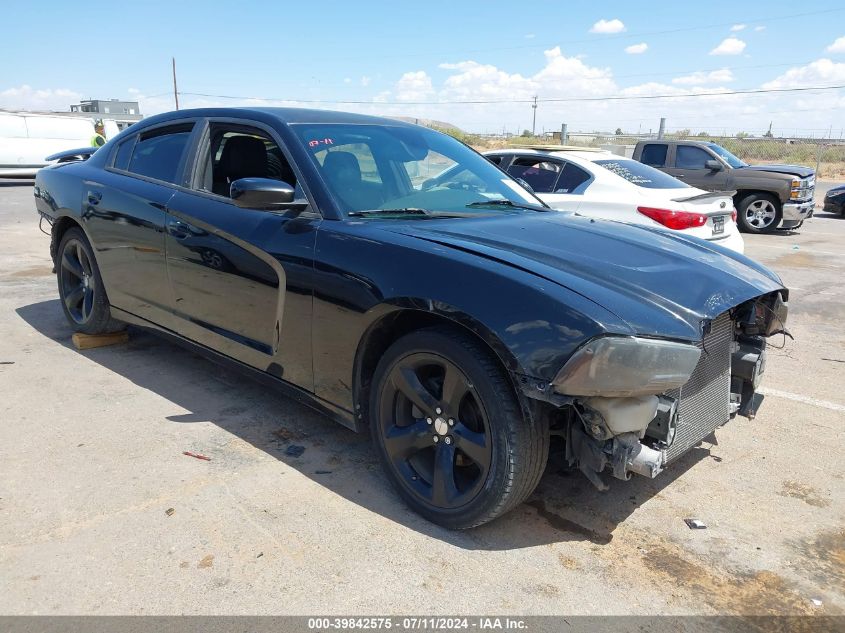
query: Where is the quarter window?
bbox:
[112,136,136,171]
[126,123,194,184]
[675,146,712,170]
[640,143,668,167]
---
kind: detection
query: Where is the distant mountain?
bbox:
[389,116,464,132]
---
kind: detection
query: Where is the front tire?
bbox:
[369,326,548,529]
[737,193,781,234]
[57,227,122,334]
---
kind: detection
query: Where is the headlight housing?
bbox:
[553,336,701,398]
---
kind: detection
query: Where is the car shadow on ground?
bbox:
[17,299,713,551]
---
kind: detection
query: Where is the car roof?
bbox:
[129,107,420,129]
[485,147,622,163]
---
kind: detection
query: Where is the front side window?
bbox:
[126,123,194,184]
[507,157,562,193]
[593,158,690,189]
[198,125,305,201]
[675,146,712,170]
[293,124,542,216]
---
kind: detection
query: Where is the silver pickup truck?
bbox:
[632,139,814,234]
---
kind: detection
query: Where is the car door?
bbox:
[84,120,198,328]
[665,145,730,191]
[164,118,319,390]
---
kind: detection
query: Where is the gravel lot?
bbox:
[0,181,843,616]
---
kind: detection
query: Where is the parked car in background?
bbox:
[35,107,788,529]
[0,111,120,178]
[823,183,845,216]
[483,147,744,254]
[631,139,814,234]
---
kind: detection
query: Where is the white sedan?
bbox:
[484,147,744,254]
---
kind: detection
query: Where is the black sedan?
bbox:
[823,183,845,216]
[34,108,788,528]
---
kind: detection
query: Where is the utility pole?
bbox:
[560,123,568,145]
[657,117,666,139]
[172,57,180,110]
[531,96,538,136]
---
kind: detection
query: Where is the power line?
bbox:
[180,84,845,107]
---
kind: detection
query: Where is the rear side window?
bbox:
[594,158,690,189]
[126,123,194,184]
[486,155,503,165]
[640,143,667,167]
[555,162,592,193]
[506,157,562,193]
[675,145,712,170]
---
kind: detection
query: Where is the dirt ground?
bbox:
[0,182,843,616]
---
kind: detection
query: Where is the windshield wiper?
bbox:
[348,208,479,219]
[465,199,550,212]
[348,207,432,217]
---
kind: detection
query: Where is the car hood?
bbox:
[736,164,814,178]
[385,212,785,340]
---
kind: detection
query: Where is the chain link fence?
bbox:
[475,131,845,180]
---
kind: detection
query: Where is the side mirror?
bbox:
[705,159,723,172]
[230,178,295,209]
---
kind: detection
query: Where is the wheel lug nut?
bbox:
[444,436,452,445]
[448,419,454,426]
[426,417,432,425]
[435,407,442,415]
[433,436,439,443]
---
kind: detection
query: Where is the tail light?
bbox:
[637,206,708,230]
[731,208,737,223]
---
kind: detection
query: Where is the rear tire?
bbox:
[737,193,781,234]
[56,227,123,334]
[369,326,548,529]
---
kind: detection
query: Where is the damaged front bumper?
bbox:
[547,292,785,490]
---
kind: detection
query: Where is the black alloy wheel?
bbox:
[56,227,122,334]
[378,351,493,510]
[370,326,548,529]
[60,237,96,324]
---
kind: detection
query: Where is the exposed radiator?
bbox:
[663,312,733,463]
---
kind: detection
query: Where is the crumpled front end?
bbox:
[549,290,787,490]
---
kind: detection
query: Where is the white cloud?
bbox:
[590,18,625,34]
[762,58,845,89]
[394,71,434,102]
[127,87,140,95]
[360,76,372,87]
[525,33,535,39]
[625,43,648,54]
[754,26,765,32]
[710,37,746,55]
[0,85,82,111]
[827,36,845,54]
[672,68,735,85]
[730,24,746,32]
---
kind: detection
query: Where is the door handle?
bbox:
[87,190,102,205]
[166,219,190,239]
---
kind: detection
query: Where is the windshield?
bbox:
[707,143,747,168]
[593,158,690,189]
[292,123,543,217]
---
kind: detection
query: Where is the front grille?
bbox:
[663,312,733,463]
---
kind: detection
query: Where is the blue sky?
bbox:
[2,0,844,135]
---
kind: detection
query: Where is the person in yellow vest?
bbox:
[90,121,107,148]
